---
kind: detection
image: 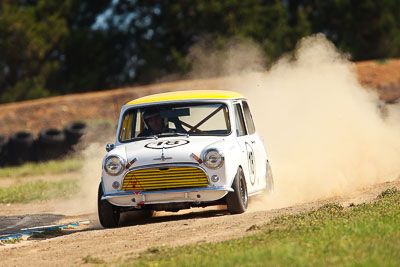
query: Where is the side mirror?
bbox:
[106,143,115,152]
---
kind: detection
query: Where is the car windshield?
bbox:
[119,103,231,142]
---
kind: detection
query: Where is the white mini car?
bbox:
[98,90,274,227]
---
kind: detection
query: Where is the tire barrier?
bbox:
[7,131,35,165]
[0,135,8,167]
[64,121,87,148]
[37,128,67,161]
[0,121,87,167]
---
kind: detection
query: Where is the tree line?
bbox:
[1,0,399,103]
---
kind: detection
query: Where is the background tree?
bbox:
[109,0,311,83]
[0,0,112,102]
[288,0,400,60]
[1,0,400,104]
[0,0,69,102]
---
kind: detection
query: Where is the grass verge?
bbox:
[82,254,105,264]
[30,228,63,238]
[0,179,78,203]
[124,187,400,266]
[0,238,22,245]
[0,158,83,178]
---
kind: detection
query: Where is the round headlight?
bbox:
[104,155,125,176]
[202,148,224,169]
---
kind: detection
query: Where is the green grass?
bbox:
[0,158,83,178]
[30,228,62,238]
[0,179,78,203]
[86,118,116,128]
[0,238,22,245]
[122,187,400,267]
[376,58,390,64]
[82,254,105,264]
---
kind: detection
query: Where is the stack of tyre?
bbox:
[0,121,86,167]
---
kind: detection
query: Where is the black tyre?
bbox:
[0,135,8,166]
[8,131,35,165]
[64,121,87,147]
[266,161,274,193]
[98,183,120,228]
[226,168,248,214]
[37,128,67,161]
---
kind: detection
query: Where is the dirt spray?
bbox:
[69,34,400,215]
[219,34,400,209]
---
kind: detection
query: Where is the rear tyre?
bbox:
[98,183,120,228]
[266,161,274,193]
[226,168,248,214]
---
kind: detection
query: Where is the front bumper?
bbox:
[102,186,233,207]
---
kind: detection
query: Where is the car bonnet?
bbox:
[122,136,226,168]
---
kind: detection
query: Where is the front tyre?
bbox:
[226,168,248,214]
[98,183,120,228]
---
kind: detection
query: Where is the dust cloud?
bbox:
[189,34,400,209]
[51,143,105,220]
[60,34,400,216]
[51,123,117,218]
[186,38,266,79]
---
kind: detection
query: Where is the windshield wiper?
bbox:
[157,132,189,138]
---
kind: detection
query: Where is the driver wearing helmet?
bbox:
[138,109,168,136]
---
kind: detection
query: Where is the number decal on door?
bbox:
[245,143,256,185]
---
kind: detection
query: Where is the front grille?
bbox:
[122,166,208,191]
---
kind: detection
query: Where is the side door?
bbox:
[233,102,258,194]
[241,100,267,190]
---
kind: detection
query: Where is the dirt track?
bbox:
[0,177,399,266]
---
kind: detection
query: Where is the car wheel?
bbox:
[266,161,274,193]
[226,168,248,214]
[98,183,120,228]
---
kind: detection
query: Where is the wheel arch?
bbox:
[227,164,245,188]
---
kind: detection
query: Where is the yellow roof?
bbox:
[126,90,245,105]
